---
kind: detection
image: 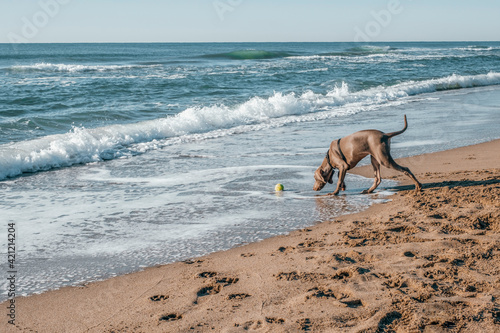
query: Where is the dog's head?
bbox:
[313,163,335,191]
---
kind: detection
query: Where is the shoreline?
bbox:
[3,139,500,332]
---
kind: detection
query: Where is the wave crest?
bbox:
[1,72,499,180]
[8,62,157,73]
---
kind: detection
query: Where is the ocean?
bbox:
[1,42,500,300]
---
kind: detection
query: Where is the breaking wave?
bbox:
[7,62,158,73]
[1,72,499,180]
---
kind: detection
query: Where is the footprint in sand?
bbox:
[277,246,295,254]
[340,299,364,308]
[307,287,339,300]
[296,318,312,331]
[159,313,182,322]
[197,284,222,297]
[216,277,239,286]
[197,271,217,278]
[196,275,239,298]
[332,253,357,264]
[235,320,263,330]
[306,287,351,302]
[183,259,204,265]
[297,240,326,251]
[227,293,251,300]
[149,295,169,302]
[266,317,285,324]
[377,311,402,330]
[403,251,416,257]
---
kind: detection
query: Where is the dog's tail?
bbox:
[386,115,408,138]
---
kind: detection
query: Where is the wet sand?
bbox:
[3,139,500,332]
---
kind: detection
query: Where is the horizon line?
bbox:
[1,40,500,44]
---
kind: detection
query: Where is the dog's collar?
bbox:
[325,149,335,169]
[337,138,350,168]
[326,139,349,169]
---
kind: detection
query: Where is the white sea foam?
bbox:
[9,62,158,72]
[165,73,188,79]
[297,67,329,73]
[456,45,498,52]
[288,45,499,63]
[291,52,471,64]
[1,72,499,180]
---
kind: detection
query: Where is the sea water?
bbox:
[1,42,500,300]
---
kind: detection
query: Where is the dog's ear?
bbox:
[314,168,324,182]
[315,168,334,184]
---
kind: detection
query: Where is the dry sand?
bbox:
[3,140,500,333]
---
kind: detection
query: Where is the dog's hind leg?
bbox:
[381,156,422,192]
[373,141,422,192]
[362,156,381,194]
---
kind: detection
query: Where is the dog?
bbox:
[313,115,422,195]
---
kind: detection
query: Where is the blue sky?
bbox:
[2,0,499,43]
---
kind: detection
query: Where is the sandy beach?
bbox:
[3,139,499,333]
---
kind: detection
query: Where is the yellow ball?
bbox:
[275,183,284,191]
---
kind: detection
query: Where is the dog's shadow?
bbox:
[385,178,500,193]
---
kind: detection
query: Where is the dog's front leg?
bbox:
[330,167,347,195]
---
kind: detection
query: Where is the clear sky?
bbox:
[1,0,499,43]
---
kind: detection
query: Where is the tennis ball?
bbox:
[275,183,284,191]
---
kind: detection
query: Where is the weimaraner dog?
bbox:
[313,115,422,195]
